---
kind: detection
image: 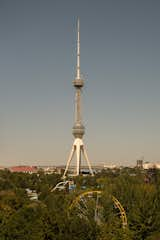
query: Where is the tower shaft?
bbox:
[75,88,81,124]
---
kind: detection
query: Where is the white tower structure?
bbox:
[63,19,94,178]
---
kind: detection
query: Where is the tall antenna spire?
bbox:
[76,18,80,79]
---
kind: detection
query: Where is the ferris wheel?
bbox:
[68,190,127,228]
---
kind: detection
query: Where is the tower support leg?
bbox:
[76,140,81,175]
[63,144,75,179]
[82,146,94,176]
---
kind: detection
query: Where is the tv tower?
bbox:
[63,19,94,178]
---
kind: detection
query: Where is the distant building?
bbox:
[137,160,143,169]
[143,162,160,169]
[0,166,5,171]
[38,166,64,174]
[9,166,37,174]
[103,164,117,169]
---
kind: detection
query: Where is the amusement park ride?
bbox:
[51,181,127,228]
[69,190,127,228]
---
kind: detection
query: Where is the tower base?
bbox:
[63,138,94,178]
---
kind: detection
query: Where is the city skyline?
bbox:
[0,0,160,166]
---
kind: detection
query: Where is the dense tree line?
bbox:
[0,168,160,239]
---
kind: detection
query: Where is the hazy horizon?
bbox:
[0,0,160,166]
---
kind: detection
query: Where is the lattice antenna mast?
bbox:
[76,18,80,80]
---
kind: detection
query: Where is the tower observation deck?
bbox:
[63,19,94,178]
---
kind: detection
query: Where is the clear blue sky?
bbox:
[0,0,160,166]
